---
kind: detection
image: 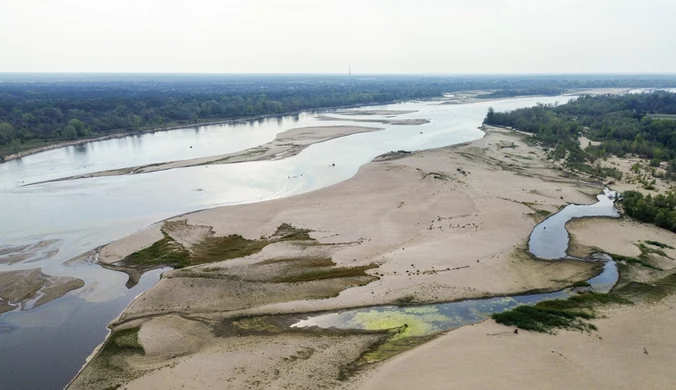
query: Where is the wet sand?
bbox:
[0,269,84,314]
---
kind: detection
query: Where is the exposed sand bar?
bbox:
[316,114,430,126]
[70,126,612,389]
[355,215,676,390]
[0,269,84,314]
[26,125,382,185]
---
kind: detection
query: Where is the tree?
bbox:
[0,121,16,145]
[485,107,496,124]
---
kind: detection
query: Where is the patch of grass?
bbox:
[271,263,378,283]
[284,347,316,362]
[572,280,591,288]
[122,232,191,269]
[645,240,674,249]
[100,327,144,357]
[338,332,435,381]
[122,222,316,270]
[232,317,286,334]
[637,243,670,259]
[358,334,434,365]
[393,295,416,305]
[609,252,663,271]
[614,273,676,302]
[273,223,314,242]
[191,234,270,264]
[492,293,631,333]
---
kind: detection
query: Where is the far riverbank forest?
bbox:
[483,91,676,232]
[2,74,676,159]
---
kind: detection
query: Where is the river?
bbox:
[0,95,573,390]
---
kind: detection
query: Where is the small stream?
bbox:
[293,190,621,335]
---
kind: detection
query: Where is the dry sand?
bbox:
[28,125,382,185]
[354,295,676,390]
[102,126,600,322]
[69,125,676,390]
[568,217,676,260]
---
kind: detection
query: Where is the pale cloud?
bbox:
[0,0,674,73]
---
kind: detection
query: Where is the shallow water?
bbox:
[0,268,167,390]
[0,95,573,390]
[529,189,619,259]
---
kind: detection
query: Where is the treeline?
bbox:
[3,74,676,157]
[484,91,676,177]
[477,87,566,99]
[622,190,676,232]
[0,78,445,154]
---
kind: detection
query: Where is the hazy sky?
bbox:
[1,0,675,74]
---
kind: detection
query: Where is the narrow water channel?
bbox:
[293,190,621,336]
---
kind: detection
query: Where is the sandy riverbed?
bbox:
[69,125,611,389]
[69,123,676,389]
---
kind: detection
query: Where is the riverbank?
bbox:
[69,125,623,389]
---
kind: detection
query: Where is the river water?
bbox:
[0,95,573,390]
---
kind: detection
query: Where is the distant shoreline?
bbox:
[0,101,398,163]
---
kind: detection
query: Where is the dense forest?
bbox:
[622,190,676,232]
[2,74,676,158]
[484,91,676,175]
[484,91,676,232]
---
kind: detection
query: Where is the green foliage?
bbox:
[484,92,676,174]
[609,252,662,270]
[645,240,674,249]
[622,190,676,233]
[100,327,144,356]
[123,232,191,269]
[614,273,676,302]
[122,222,325,272]
[477,87,566,99]
[492,293,631,333]
[2,75,676,157]
[270,263,378,283]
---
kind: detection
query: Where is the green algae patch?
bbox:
[348,308,450,338]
